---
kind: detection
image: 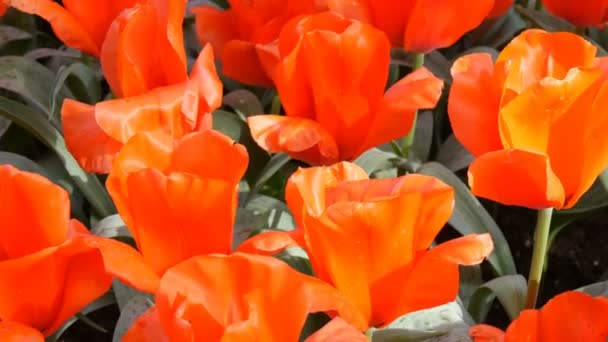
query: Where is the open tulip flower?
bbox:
[469,291,608,341]
[191,0,327,86]
[448,29,608,210]
[0,165,159,336]
[122,253,368,341]
[247,12,443,166]
[238,162,494,328]
[542,0,608,27]
[326,0,495,52]
[5,0,142,57]
[62,42,222,174]
[0,321,44,342]
[106,129,249,275]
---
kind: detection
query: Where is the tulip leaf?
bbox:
[223,89,264,118]
[354,147,397,175]
[245,152,291,204]
[435,135,474,172]
[467,274,527,323]
[212,109,246,141]
[0,95,115,217]
[112,279,154,311]
[418,162,516,276]
[577,280,608,298]
[472,8,526,48]
[92,214,132,240]
[412,110,434,163]
[234,193,294,248]
[515,5,575,32]
[112,295,154,342]
[0,25,31,47]
[0,150,49,176]
[372,302,473,342]
[24,47,82,61]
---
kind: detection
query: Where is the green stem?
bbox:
[270,93,281,114]
[400,53,425,158]
[525,207,553,309]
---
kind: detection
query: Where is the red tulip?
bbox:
[0,164,158,336]
[0,321,44,342]
[542,0,608,27]
[247,12,443,165]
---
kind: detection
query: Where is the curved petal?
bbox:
[7,0,100,56]
[468,149,565,209]
[403,0,493,52]
[235,230,303,256]
[191,6,237,61]
[448,53,503,157]
[71,221,159,293]
[185,44,222,130]
[247,115,340,165]
[0,243,111,336]
[122,307,169,342]
[305,317,369,342]
[357,67,443,156]
[488,0,514,18]
[0,321,44,342]
[0,165,69,259]
[543,0,608,27]
[222,39,274,86]
[425,233,494,266]
[469,324,505,342]
[155,253,366,340]
[61,99,122,173]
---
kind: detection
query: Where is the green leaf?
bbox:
[577,280,608,297]
[0,150,49,176]
[435,134,474,172]
[0,56,73,124]
[112,279,154,311]
[112,295,154,342]
[372,302,472,342]
[472,9,526,48]
[223,89,264,119]
[234,193,294,248]
[25,48,82,61]
[0,25,31,47]
[212,109,245,141]
[418,162,516,276]
[412,110,434,163]
[92,214,132,239]
[354,147,397,175]
[0,95,114,217]
[515,5,574,32]
[468,274,527,322]
[51,62,101,115]
[245,152,291,204]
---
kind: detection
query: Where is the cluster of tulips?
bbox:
[0,0,607,341]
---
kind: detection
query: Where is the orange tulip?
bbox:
[0,4,7,17]
[238,162,494,328]
[247,12,443,165]
[488,0,514,18]
[0,322,44,342]
[106,129,248,275]
[542,0,608,27]
[0,164,158,336]
[469,291,608,341]
[62,43,222,173]
[327,0,494,52]
[100,0,188,98]
[6,0,141,57]
[122,253,368,341]
[191,0,327,86]
[448,29,608,209]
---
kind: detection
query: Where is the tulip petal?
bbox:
[488,0,514,18]
[191,6,237,61]
[248,115,340,165]
[222,40,274,86]
[305,317,368,342]
[61,99,123,173]
[7,0,100,56]
[468,149,565,209]
[543,0,608,27]
[0,165,69,259]
[425,233,494,266]
[357,67,443,156]
[235,230,303,256]
[404,0,493,52]
[469,324,505,342]
[185,44,222,129]
[448,53,503,157]
[0,321,44,342]
[122,307,169,342]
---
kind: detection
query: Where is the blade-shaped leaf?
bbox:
[468,274,527,322]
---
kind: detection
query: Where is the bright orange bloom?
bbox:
[0,322,44,342]
[122,253,368,341]
[191,0,327,86]
[0,4,8,17]
[62,44,222,173]
[542,0,608,27]
[488,0,514,18]
[247,12,443,165]
[238,162,494,328]
[106,129,248,275]
[469,291,608,342]
[100,0,188,98]
[0,165,158,336]
[448,29,608,209]
[327,0,494,52]
[6,0,141,57]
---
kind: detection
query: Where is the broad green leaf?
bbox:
[112,295,154,342]
[112,279,154,311]
[0,56,73,123]
[515,5,574,32]
[212,109,245,141]
[0,95,114,217]
[51,62,101,119]
[25,48,81,61]
[223,89,264,118]
[471,9,526,48]
[245,152,291,204]
[234,193,295,248]
[468,274,527,322]
[92,214,132,239]
[0,150,49,176]
[459,265,483,308]
[0,25,31,47]
[412,110,434,163]
[435,134,474,172]
[418,162,516,276]
[577,280,608,298]
[354,147,397,175]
